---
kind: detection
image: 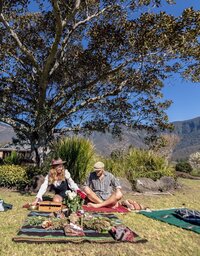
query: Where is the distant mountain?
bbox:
[171,117,200,160]
[88,129,147,156]
[0,123,16,146]
[1,117,200,160]
[89,117,200,160]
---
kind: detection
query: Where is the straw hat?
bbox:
[51,158,66,166]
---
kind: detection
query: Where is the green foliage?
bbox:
[190,168,200,177]
[110,149,125,160]
[0,165,28,188]
[102,154,126,177]
[25,216,47,226]
[2,1,200,167]
[3,151,21,165]
[25,165,48,185]
[102,148,175,182]
[50,136,95,183]
[175,161,193,173]
[125,149,175,181]
[65,191,84,213]
[83,217,112,232]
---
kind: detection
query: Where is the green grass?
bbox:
[0,178,200,256]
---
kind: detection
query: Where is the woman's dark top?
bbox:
[51,180,71,198]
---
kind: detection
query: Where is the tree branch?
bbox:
[53,79,128,127]
[62,0,81,27]
[85,0,89,17]
[50,6,112,75]
[6,51,27,71]
[0,75,36,97]
[41,0,63,82]
[50,59,131,111]
[63,6,111,44]
[54,125,90,134]
[0,13,39,70]
[0,117,32,132]
[37,0,63,114]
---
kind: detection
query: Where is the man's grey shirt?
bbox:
[84,171,121,200]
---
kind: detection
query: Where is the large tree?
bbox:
[0,0,199,166]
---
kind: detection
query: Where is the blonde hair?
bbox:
[48,167,65,184]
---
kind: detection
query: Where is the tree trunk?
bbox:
[34,147,41,167]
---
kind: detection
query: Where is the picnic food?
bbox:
[83,216,112,232]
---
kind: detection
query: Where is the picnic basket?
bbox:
[38,201,62,212]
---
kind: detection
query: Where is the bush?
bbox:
[175,161,193,173]
[189,151,200,169]
[3,151,21,165]
[190,168,200,177]
[101,148,175,182]
[102,157,126,177]
[0,165,28,188]
[50,136,96,183]
[25,165,48,181]
[125,148,175,182]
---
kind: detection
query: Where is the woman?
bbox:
[32,158,79,205]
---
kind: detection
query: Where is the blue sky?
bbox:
[160,0,200,122]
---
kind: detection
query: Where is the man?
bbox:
[83,161,123,208]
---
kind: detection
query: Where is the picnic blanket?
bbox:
[82,205,129,213]
[13,211,147,243]
[139,208,200,234]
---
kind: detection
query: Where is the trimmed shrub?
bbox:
[50,136,96,183]
[0,165,28,188]
[175,161,193,173]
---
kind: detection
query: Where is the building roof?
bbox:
[0,148,31,152]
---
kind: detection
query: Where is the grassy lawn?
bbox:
[0,178,200,256]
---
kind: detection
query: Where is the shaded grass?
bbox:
[0,179,200,256]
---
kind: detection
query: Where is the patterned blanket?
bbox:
[13,211,147,243]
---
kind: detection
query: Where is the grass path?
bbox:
[0,178,200,256]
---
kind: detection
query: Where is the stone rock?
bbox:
[31,175,45,193]
[135,178,160,193]
[135,176,177,193]
[118,178,133,192]
[156,176,177,192]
